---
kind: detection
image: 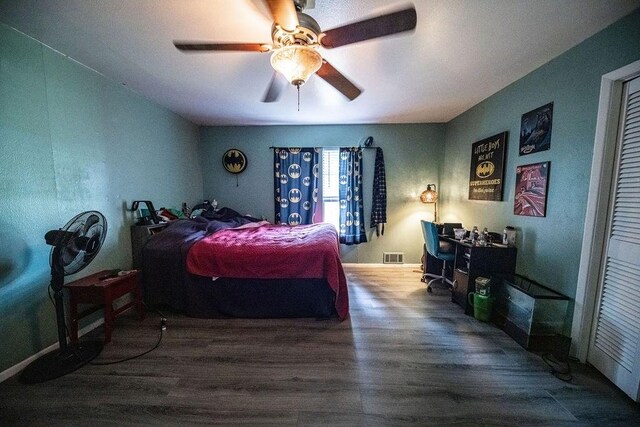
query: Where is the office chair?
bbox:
[421,220,455,293]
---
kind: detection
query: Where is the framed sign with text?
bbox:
[469,132,507,201]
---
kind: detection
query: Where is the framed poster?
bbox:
[468,132,507,201]
[514,161,550,217]
[519,102,553,155]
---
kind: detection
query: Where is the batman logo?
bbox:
[476,161,495,178]
[345,212,353,226]
[289,188,302,203]
[288,213,301,225]
[288,163,301,178]
[222,149,247,174]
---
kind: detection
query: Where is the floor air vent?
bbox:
[383,252,404,264]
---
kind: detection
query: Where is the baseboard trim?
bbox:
[0,318,104,383]
[343,263,421,268]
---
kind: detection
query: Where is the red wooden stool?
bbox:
[65,269,145,343]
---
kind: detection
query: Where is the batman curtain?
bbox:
[339,147,367,245]
[274,147,319,225]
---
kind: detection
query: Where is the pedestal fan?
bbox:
[20,211,107,384]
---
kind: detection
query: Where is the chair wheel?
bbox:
[427,286,432,293]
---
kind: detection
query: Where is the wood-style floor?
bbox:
[1,265,639,425]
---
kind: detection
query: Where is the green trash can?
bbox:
[468,292,494,322]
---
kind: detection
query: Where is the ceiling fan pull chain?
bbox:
[297,84,300,112]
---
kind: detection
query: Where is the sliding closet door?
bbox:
[588,76,640,401]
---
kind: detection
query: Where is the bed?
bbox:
[140,209,348,320]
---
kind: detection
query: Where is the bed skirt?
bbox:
[144,273,337,319]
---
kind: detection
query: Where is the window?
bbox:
[321,148,340,231]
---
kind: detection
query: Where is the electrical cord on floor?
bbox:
[542,352,573,382]
[46,287,168,366]
[89,308,167,366]
[47,285,55,306]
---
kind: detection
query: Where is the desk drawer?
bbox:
[452,269,469,309]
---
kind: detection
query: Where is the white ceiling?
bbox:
[1,0,638,126]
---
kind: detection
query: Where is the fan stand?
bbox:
[19,260,103,384]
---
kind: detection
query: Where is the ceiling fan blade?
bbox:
[320,7,417,49]
[316,61,362,101]
[262,72,287,102]
[174,42,271,52]
[265,0,299,32]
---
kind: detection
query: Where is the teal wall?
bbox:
[0,23,203,374]
[440,9,640,309]
[199,124,445,263]
[2,7,639,375]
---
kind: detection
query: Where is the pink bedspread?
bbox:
[186,222,349,320]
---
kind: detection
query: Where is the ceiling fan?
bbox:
[174,0,417,103]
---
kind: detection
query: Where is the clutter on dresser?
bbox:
[130,200,162,225]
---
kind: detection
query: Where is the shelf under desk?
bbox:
[442,237,517,314]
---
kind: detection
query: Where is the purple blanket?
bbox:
[141,209,259,309]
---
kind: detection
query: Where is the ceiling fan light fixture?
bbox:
[270,45,322,87]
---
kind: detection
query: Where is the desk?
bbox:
[65,270,145,343]
[443,237,517,314]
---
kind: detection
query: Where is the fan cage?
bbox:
[49,211,107,276]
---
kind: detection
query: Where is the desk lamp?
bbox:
[420,184,438,222]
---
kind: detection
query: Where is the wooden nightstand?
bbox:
[130,223,170,268]
[65,269,145,343]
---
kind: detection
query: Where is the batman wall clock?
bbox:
[222,149,247,174]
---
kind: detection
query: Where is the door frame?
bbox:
[572,60,640,362]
